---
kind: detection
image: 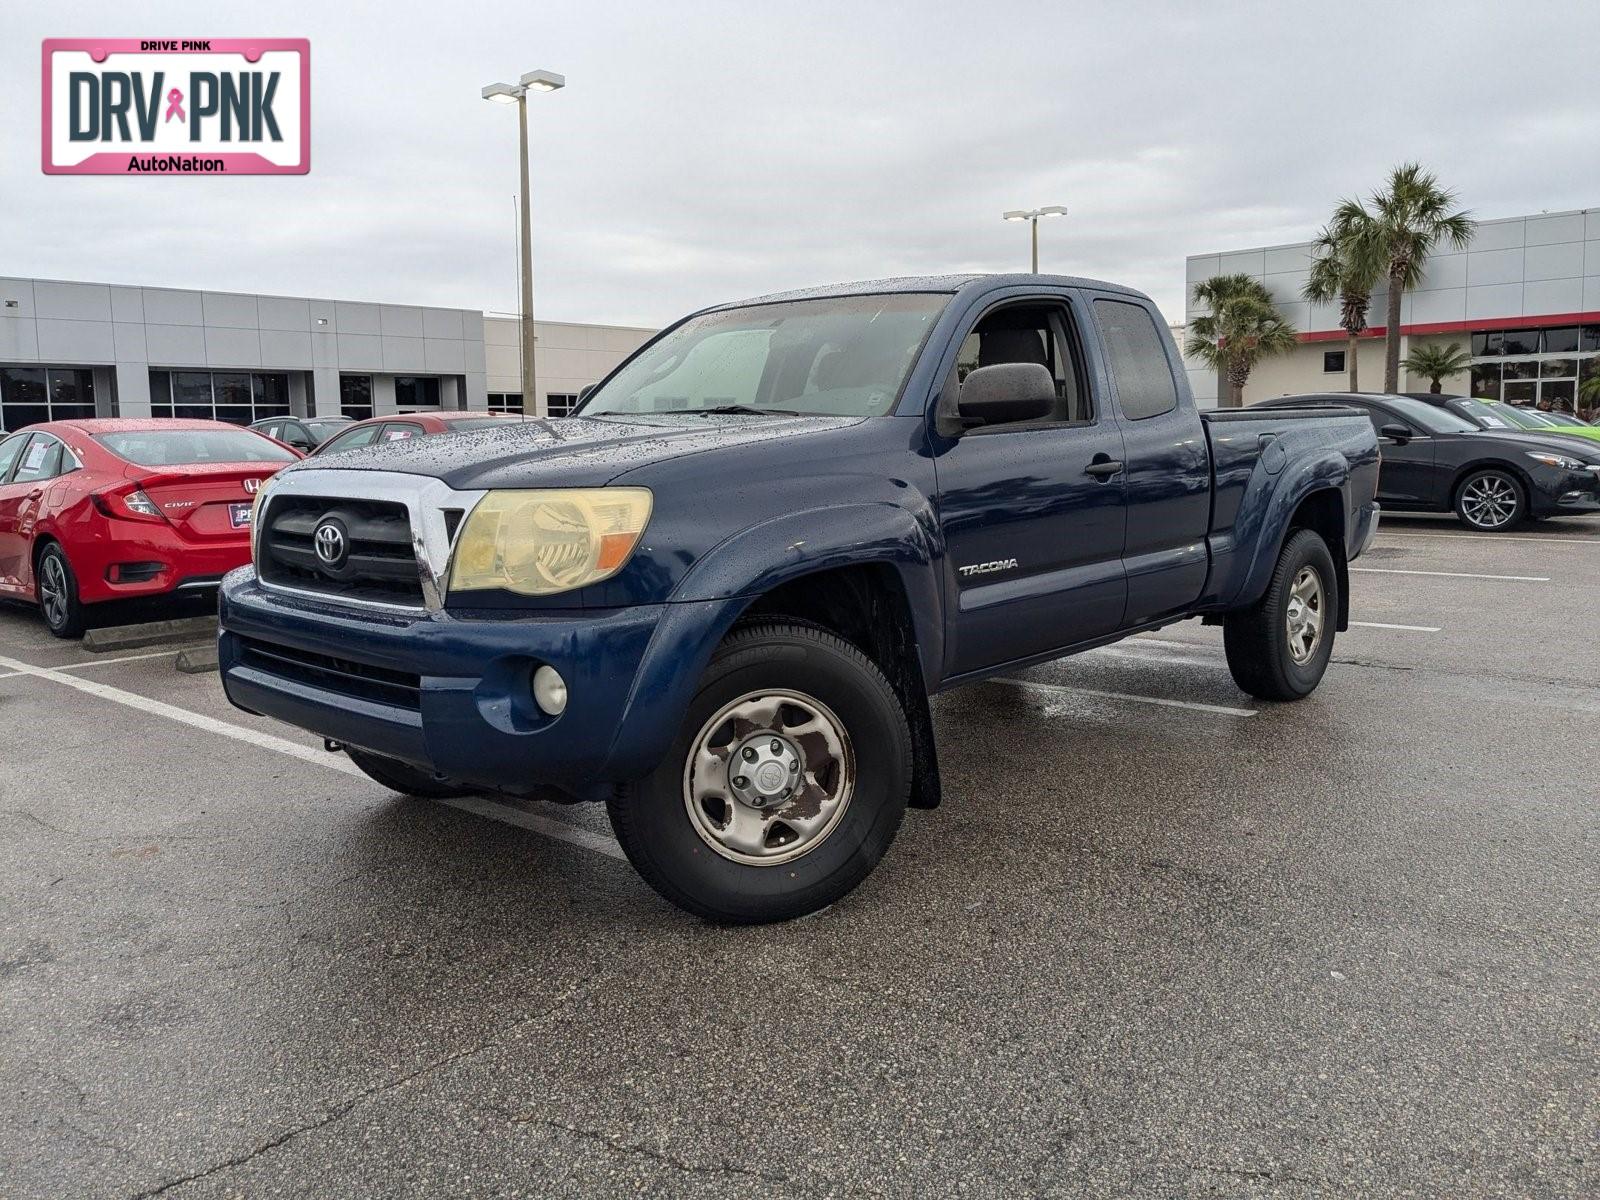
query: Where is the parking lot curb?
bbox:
[174,645,221,675]
[82,615,218,654]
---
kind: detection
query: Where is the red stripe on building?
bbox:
[1297,311,1600,343]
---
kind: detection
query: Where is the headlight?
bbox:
[449,488,653,596]
[1526,451,1586,471]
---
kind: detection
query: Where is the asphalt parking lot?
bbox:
[2,517,1596,1199]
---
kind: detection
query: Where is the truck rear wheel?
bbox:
[607,621,912,924]
[344,746,480,800]
[1223,528,1338,702]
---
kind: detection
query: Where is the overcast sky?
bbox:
[5,1,1597,327]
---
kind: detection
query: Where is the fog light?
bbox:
[532,665,568,716]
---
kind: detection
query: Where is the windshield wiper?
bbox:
[693,404,800,417]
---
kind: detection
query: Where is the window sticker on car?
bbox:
[21,442,47,471]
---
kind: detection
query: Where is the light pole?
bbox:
[482,69,565,416]
[1002,205,1067,273]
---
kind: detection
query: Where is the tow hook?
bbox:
[324,738,345,753]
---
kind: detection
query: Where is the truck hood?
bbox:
[282,413,866,491]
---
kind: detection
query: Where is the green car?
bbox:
[1443,397,1600,444]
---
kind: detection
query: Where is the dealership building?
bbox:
[0,274,655,433]
[1184,206,1600,409]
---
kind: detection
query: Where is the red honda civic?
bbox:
[0,419,301,638]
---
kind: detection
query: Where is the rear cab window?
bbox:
[1092,299,1179,420]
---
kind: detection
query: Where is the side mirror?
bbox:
[957,363,1055,428]
[1379,423,1412,442]
[578,383,597,404]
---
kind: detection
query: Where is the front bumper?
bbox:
[218,568,743,793]
[1525,464,1600,516]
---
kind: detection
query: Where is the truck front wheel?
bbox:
[607,621,912,923]
[1223,528,1338,702]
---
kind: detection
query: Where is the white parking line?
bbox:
[1379,531,1600,547]
[1353,567,1550,582]
[995,677,1257,717]
[0,651,625,860]
[1351,621,1441,632]
[1084,646,1228,668]
[0,648,181,681]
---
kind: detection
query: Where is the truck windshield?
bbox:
[580,293,948,418]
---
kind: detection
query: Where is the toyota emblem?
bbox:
[313,519,348,568]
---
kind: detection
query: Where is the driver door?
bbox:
[933,295,1127,678]
[1359,402,1437,507]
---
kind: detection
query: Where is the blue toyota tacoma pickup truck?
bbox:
[219,274,1380,922]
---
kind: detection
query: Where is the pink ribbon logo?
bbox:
[164,88,185,123]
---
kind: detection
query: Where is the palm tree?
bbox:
[1302,202,1385,392]
[1579,373,1600,422]
[1185,274,1299,408]
[1363,163,1476,392]
[1400,342,1472,393]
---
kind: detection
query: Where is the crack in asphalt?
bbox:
[122,970,606,1199]
[1190,1161,1321,1186]
[496,1113,812,1190]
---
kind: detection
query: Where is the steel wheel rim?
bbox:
[1285,565,1324,665]
[1462,475,1517,529]
[39,555,68,628]
[682,689,855,867]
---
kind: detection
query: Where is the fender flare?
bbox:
[599,501,946,781]
[1229,451,1351,611]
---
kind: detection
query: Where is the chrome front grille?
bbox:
[252,468,485,613]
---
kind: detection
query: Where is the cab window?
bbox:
[1092,299,1179,420]
[954,302,1091,424]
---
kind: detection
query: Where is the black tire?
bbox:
[36,543,86,640]
[345,746,479,799]
[1453,468,1526,531]
[607,621,912,924]
[1224,528,1338,702]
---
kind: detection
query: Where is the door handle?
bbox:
[1083,460,1124,479]
[26,489,44,500]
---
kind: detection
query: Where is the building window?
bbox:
[2,366,96,430]
[148,370,291,425]
[1468,322,1600,409]
[487,392,524,413]
[546,392,580,417]
[394,376,441,410]
[1322,350,1346,374]
[1469,362,1501,398]
[339,375,373,420]
[1543,327,1580,355]
[1501,329,1539,356]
